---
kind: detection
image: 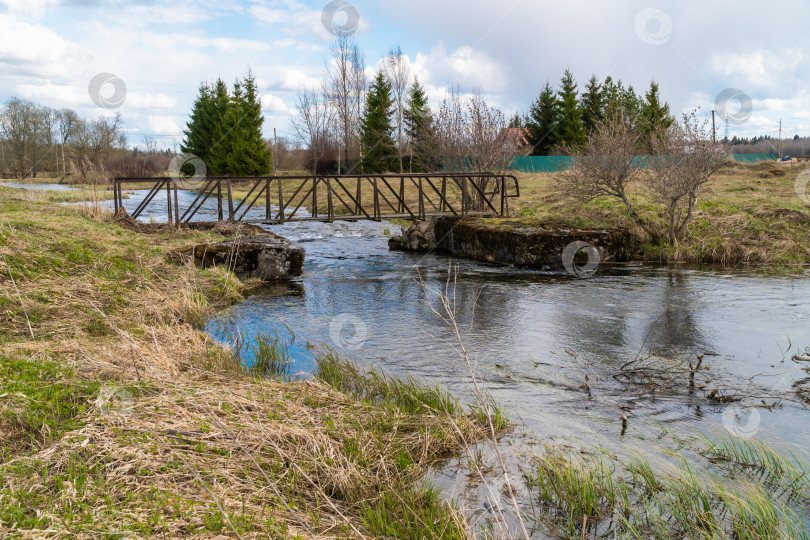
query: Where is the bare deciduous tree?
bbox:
[290,89,335,174]
[558,110,659,240]
[383,45,410,173]
[56,108,81,179]
[648,110,730,244]
[421,90,516,209]
[324,34,364,172]
[350,45,365,172]
[0,97,42,178]
[71,113,127,180]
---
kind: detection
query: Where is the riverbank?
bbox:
[510,162,810,265]
[7,162,809,266]
[0,193,492,538]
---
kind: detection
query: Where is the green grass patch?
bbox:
[359,481,466,540]
[0,354,101,458]
[314,350,461,417]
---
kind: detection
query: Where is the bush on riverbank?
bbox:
[0,194,490,538]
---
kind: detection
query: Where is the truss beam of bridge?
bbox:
[113,173,520,225]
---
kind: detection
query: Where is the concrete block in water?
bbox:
[172,233,305,280]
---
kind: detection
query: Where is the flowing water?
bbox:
[1,182,77,191]
[97,188,810,452]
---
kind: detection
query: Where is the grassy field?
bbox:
[0,192,494,538]
[509,162,810,265]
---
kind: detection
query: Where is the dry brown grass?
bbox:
[0,195,485,538]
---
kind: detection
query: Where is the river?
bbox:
[89,187,810,450]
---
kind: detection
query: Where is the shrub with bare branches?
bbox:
[420,90,517,210]
[304,136,339,174]
[106,153,171,179]
[648,110,730,244]
[558,110,659,240]
[425,90,515,174]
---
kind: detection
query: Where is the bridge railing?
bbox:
[113,173,520,225]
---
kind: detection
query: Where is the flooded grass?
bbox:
[314,350,509,431]
[698,432,810,499]
[524,438,810,539]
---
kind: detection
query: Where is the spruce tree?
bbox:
[525,82,557,156]
[209,80,243,175]
[622,85,642,127]
[555,69,586,150]
[182,80,229,173]
[360,72,397,173]
[508,113,524,128]
[182,74,271,177]
[603,76,629,116]
[404,78,434,172]
[638,80,674,153]
[227,72,272,175]
[580,75,603,136]
[601,77,642,128]
[181,82,214,169]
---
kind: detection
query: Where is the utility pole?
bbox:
[273,127,278,173]
[711,109,716,143]
[778,119,783,159]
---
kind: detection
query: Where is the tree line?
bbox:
[291,35,514,175]
[519,70,674,155]
[181,70,273,176]
[0,98,127,180]
[727,135,810,158]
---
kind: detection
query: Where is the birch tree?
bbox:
[324,34,365,172]
[383,45,410,173]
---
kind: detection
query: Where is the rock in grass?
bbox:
[171,233,305,280]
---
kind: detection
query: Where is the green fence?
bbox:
[509,156,572,173]
[508,153,777,173]
[731,153,778,163]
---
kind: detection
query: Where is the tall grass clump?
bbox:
[698,431,810,500]
[313,350,461,417]
[226,328,293,381]
[525,447,625,536]
[359,481,467,540]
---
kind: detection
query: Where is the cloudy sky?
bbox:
[2,0,808,149]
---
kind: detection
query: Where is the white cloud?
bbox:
[261,93,289,114]
[274,69,321,91]
[709,49,804,88]
[412,42,508,94]
[0,16,72,66]
[126,93,177,110]
[14,82,86,107]
[147,115,181,134]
